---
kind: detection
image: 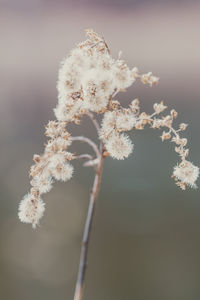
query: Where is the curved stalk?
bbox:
[73,143,104,300]
[86,112,100,132]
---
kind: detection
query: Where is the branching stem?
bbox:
[71,136,100,158]
[74,154,93,161]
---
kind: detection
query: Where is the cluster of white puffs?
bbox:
[18,29,199,228]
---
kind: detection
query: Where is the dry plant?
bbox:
[18,30,199,300]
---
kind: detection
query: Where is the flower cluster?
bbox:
[54,29,157,121]
[19,29,199,228]
[18,121,74,228]
[99,108,136,159]
[132,100,199,189]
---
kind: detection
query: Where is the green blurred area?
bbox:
[0,1,200,299]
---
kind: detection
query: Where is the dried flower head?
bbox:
[106,133,133,160]
[19,29,199,228]
[173,161,199,189]
[18,194,45,228]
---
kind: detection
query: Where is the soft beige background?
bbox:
[0,1,200,299]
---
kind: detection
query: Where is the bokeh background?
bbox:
[1,0,200,299]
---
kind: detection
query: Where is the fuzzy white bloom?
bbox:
[99,109,136,143]
[99,111,116,141]
[95,52,114,71]
[49,152,65,165]
[173,161,199,188]
[105,133,133,160]
[141,72,159,86]
[55,136,72,150]
[112,60,135,90]
[49,153,74,181]
[115,109,136,131]
[55,34,140,120]
[46,136,72,153]
[18,194,45,228]
[82,69,114,112]
[45,121,66,138]
[52,162,73,181]
[31,175,53,194]
[55,47,92,121]
[57,49,84,98]
[54,96,83,122]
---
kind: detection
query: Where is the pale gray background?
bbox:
[0,0,200,299]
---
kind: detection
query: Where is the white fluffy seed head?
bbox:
[82,69,114,112]
[18,194,45,228]
[105,133,133,160]
[82,82,109,112]
[173,161,199,188]
[57,49,85,99]
[49,153,74,181]
[112,60,135,90]
[99,109,136,143]
[55,136,72,149]
[99,111,116,141]
[55,34,137,120]
[45,121,66,138]
[49,152,65,166]
[115,109,136,132]
[54,98,83,122]
[31,175,53,195]
[46,136,72,153]
[51,162,73,182]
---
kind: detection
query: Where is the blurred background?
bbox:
[1,0,200,299]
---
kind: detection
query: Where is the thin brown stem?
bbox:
[73,143,104,300]
[74,154,94,161]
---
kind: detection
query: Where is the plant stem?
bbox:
[86,112,100,132]
[73,143,104,300]
[71,136,100,159]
